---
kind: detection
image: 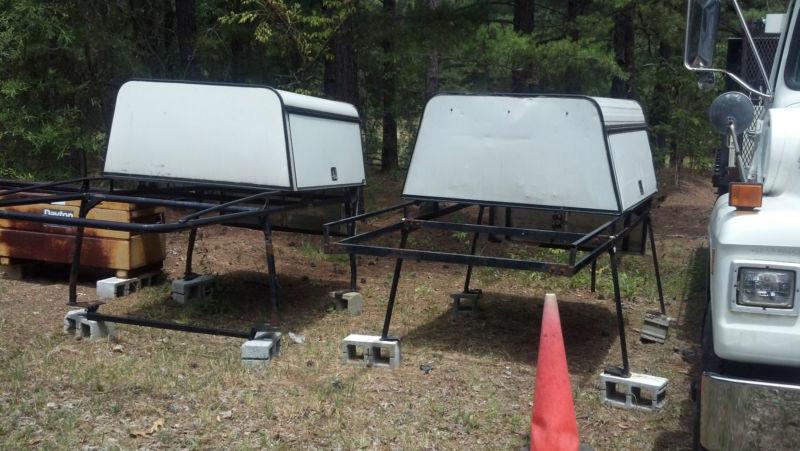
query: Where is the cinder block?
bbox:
[137,271,164,287]
[96,277,141,299]
[450,289,482,313]
[640,312,670,343]
[341,334,401,369]
[600,371,668,411]
[171,275,215,304]
[78,318,116,340]
[341,337,371,366]
[1,263,34,280]
[340,292,364,315]
[63,309,87,335]
[241,332,282,367]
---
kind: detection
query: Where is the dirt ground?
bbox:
[0,170,715,449]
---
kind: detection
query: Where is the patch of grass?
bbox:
[451,231,470,244]
[299,238,348,264]
[0,171,711,449]
[455,409,480,432]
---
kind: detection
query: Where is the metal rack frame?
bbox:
[0,176,363,339]
[324,198,665,377]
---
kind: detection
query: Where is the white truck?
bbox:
[685,0,800,449]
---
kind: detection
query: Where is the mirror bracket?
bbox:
[684,0,774,100]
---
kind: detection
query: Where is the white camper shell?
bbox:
[104,80,366,191]
[403,94,657,213]
[327,93,666,386]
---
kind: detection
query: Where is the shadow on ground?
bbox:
[100,271,347,334]
[10,262,111,291]
[401,291,618,378]
[653,245,707,450]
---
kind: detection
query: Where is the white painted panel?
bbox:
[104,81,291,188]
[288,114,365,189]
[403,95,620,211]
[765,13,785,34]
[608,130,657,210]
[277,90,358,119]
[591,97,646,127]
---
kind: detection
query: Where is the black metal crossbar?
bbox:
[324,198,665,377]
[0,176,364,339]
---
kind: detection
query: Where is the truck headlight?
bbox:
[737,268,796,308]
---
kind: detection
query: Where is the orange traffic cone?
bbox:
[531,293,579,451]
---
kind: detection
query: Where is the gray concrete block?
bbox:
[63,309,87,335]
[171,275,215,304]
[600,371,668,411]
[341,340,371,366]
[137,271,164,287]
[241,332,282,366]
[253,331,282,356]
[96,277,141,299]
[78,318,116,340]
[450,289,482,313]
[640,312,670,343]
[242,339,275,360]
[340,292,364,315]
[341,334,401,369]
[1,263,33,280]
[369,340,400,369]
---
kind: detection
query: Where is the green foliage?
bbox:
[0,1,93,178]
[0,0,789,179]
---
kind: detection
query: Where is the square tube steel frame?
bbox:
[324,199,665,377]
[0,177,363,339]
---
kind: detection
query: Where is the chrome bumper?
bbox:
[701,372,800,450]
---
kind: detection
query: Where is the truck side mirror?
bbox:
[685,0,721,69]
[709,91,754,172]
[709,91,754,135]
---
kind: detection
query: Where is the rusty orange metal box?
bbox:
[0,194,166,277]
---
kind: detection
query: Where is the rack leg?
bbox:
[647,218,667,315]
[504,207,512,240]
[487,206,500,242]
[590,259,597,292]
[609,247,631,377]
[263,218,280,326]
[380,229,409,340]
[347,187,360,292]
[68,198,91,305]
[462,206,485,293]
[184,227,198,280]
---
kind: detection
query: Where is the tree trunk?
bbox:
[381,0,398,172]
[175,0,198,79]
[511,0,534,93]
[564,0,589,93]
[426,50,440,99]
[651,42,673,163]
[229,0,246,83]
[324,14,359,110]
[425,0,441,99]
[610,4,635,99]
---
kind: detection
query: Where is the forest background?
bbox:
[0,0,788,181]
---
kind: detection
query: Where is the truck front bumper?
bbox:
[700,371,800,450]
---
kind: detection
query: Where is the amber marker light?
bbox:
[729,183,763,209]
